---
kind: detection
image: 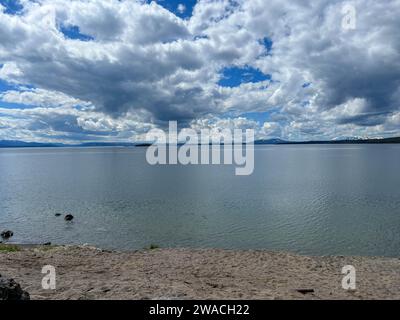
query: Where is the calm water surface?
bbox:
[1,145,400,257]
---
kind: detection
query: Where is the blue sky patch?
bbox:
[60,25,94,41]
[0,0,23,15]
[154,0,197,19]
[261,37,273,53]
[0,79,18,93]
[302,82,312,88]
[218,66,271,88]
[0,100,36,109]
[240,111,271,124]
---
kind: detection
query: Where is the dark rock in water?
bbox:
[43,242,52,246]
[0,275,30,300]
[1,230,13,239]
[64,214,74,221]
[55,213,62,217]
[296,288,315,295]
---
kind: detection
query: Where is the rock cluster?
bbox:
[0,275,30,300]
[1,230,13,240]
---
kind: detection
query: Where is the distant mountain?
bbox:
[274,137,400,144]
[77,142,136,147]
[332,136,366,141]
[1,136,400,148]
[0,140,136,148]
[254,138,287,144]
[0,140,63,148]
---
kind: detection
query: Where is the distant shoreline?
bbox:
[1,244,399,300]
[1,136,400,148]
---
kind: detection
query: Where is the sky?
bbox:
[0,0,399,143]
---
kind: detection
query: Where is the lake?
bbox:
[1,145,400,257]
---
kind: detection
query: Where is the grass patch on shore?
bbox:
[147,244,160,250]
[0,243,20,252]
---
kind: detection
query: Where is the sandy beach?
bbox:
[0,244,399,300]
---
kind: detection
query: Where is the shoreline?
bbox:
[3,241,399,259]
[1,244,399,300]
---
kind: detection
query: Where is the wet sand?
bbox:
[1,245,399,300]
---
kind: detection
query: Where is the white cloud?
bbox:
[0,88,90,108]
[0,0,399,142]
[177,4,186,14]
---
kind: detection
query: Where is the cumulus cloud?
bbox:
[0,88,90,108]
[0,0,399,142]
[177,4,186,14]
